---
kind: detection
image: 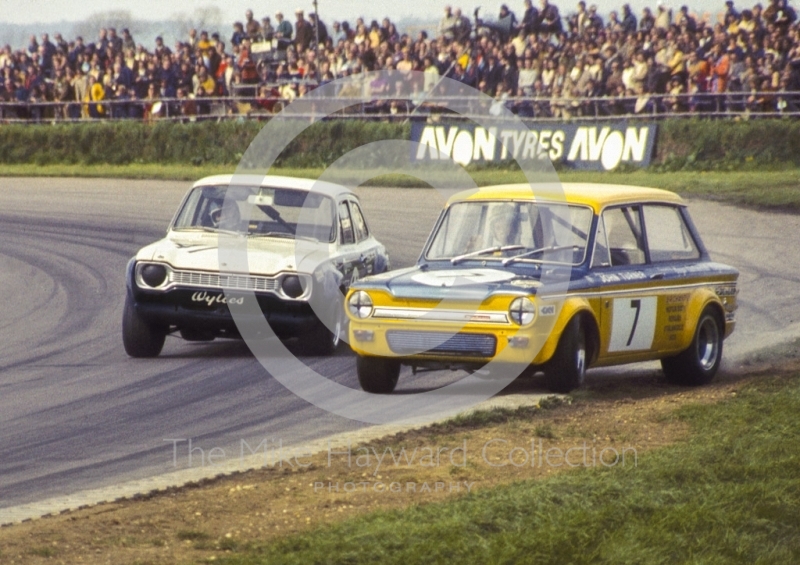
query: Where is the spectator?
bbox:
[522,0,540,34]
[438,6,458,40]
[261,17,275,42]
[295,9,314,53]
[655,2,673,29]
[309,12,329,47]
[275,12,294,49]
[231,22,246,47]
[245,9,261,41]
[640,7,656,31]
[539,0,563,34]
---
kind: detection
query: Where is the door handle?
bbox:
[650,273,665,280]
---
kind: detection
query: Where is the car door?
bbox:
[336,199,360,287]
[591,204,661,360]
[347,199,379,279]
[640,203,702,353]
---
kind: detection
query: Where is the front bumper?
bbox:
[131,288,319,338]
[348,320,556,366]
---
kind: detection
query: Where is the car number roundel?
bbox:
[608,297,657,352]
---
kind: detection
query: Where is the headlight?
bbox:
[509,297,535,326]
[139,264,168,288]
[348,291,373,319]
[281,275,305,298]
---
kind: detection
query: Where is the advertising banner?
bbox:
[410,121,657,171]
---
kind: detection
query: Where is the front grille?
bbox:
[170,270,279,292]
[386,331,497,357]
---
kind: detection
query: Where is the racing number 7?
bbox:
[626,299,641,346]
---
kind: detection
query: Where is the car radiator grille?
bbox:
[170,270,279,292]
[386,331,497,357]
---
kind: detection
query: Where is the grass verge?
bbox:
[222,372,800,565]
[2,164,800,212]
[1,367,796,564]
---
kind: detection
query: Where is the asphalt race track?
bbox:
[1,177,799,516]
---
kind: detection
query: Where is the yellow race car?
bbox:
[346,183,738,393]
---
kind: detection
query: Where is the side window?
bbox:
[338,201,355,245]
[643,205,700,262]
[591,214,611,268]
[602,206,646,266]
[349,201,369,242]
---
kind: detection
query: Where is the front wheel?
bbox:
[661,307,723,386]
[544,316,587,393]
[122,296,166,358]
[357,356,400,394]
[302,309,346,356]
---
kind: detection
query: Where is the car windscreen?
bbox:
[172,185,336,242]
[426,200,594,266]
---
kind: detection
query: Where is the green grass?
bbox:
[2,164,799,212]
[220,374,800,565]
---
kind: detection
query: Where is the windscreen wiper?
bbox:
[502,244,578,266]
[450,245,525,265]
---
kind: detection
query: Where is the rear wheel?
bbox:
[122,296,166,358]
[544,316,587,393]
[662,307,723,386]
[357,356,400,394]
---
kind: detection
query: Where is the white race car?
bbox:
[123,175,389,357]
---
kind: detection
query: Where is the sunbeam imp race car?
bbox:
[123,175,388,357]
[346,183,738,393]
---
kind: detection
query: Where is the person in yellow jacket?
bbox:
[84,74,106,118]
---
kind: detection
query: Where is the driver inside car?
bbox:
[486,206,519,247]
[206,201,241,230]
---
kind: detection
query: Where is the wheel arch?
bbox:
[538,298,599,366]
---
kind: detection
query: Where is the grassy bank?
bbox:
[222,373,800,565]
[3,164,799,212]
[4,119,800,170]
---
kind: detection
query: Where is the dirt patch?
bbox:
[1,364,785,565]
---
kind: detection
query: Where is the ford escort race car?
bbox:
[123,175,388,357]
[346,183,738,393]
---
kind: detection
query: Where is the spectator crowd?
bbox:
[2,0,800,121]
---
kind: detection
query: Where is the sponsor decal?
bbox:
[191,291,244,306]
[510,278,543,289]
[410,269,515,287]
[539,304,557,316]
[411,122,656,171]
[715,286,738,297]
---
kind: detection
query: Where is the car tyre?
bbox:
[544,316,587,393]
[122,296,166,358]
[357,356,400,394]
[303,309,346,356]
[661,307,723,386]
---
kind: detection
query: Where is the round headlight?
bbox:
[141,264,167,288]
[509,297,536,326]
[348,291,373,319]
[282,275,305,298]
